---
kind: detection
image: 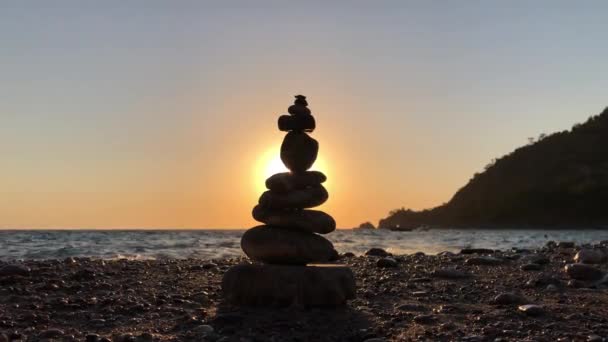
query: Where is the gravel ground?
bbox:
[1,241,608,341]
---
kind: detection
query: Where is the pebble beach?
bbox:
[1,240,608,342]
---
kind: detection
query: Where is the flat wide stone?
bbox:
[265,171,326,193]
[252,205,336,234]
[222,263,356,307]
[259,185,328,209]
[241,225,337,264]
[278,114,315,132]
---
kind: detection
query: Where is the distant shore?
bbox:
[1,241,607,341]
[1,225,608,232]
[374,224,608,231]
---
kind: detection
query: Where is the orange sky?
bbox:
[2,92,461,229]
[2,2,607,228]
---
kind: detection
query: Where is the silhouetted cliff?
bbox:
[379,107,608,229]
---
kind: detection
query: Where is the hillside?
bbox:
[379,107,608,229]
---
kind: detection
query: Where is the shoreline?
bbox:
[1,226,608,231]
[0,242,607,341]
[2,224,608,231]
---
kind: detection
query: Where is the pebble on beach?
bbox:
[565,263,604,281]
[574,249,605,264]
[460,248,494,255]
[521,263,542,271]
[376,257,398,268]
[493,293,528,305]
[518,304,545,317]
[0,264,31,277]
[365,248,391,257]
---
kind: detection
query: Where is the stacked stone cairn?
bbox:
[222,95,356,307]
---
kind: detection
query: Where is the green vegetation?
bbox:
[379,107,608,228]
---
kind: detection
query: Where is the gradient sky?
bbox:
[2,1,608,229]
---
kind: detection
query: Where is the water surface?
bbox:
[1,228,607,260]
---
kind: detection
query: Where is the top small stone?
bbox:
[294,95,308,107]
[288,95,312,116]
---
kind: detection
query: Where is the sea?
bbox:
[1,228,608,261]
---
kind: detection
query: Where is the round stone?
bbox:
[293,95,308,106]
[280,132,319,173]
[521,263,542,271]
[492,292,528,305]
[259,185,328,209]
[266,171,326,193]
[574,249,605,264]
[278,114,315,132]
[252,205,336,234]
[222,263,356,307]
[460,248,494,255]
[518,304,545,317]
[365,248,390,257]
[288,104,311,116]
[241,225,338,265]
[377,257,398,268]
[0,264,31,277]
[565,263,604,281]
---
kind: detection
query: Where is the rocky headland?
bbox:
[379,107,608,229]
[1,241,608,341]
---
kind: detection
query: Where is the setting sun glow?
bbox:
[264,156,289,180]
[254,146,330,195]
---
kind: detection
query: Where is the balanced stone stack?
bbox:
[222,95,356,307]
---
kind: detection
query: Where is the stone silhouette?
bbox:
[222,95,356,307]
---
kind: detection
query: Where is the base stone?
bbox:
[222,263,356,307]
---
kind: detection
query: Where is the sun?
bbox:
[264,155,289,179]
[255,147,285,186]
[254,146,330,194]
